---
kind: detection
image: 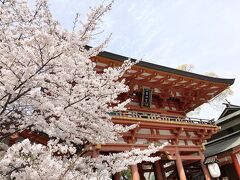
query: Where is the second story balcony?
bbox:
[110,110,215,125]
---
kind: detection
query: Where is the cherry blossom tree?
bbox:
[0,0,165,179]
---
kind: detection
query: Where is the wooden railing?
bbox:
[111,111,215,125]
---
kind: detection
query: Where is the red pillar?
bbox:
[138,164,145,180]
[199,151,211,180]
[175,152,187,180]
[231,153,240,178]
[131,164,140,180]
[160,162,167,180]
[113,172,121,180]
[154,160,164,180]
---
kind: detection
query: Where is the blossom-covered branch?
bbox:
[0,0,165,179]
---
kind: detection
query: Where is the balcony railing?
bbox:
[111,111,215,125]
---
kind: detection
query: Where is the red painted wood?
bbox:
[231,153,240,178]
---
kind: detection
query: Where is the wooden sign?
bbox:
[141,88,152,108]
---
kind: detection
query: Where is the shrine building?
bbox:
[205,103,240,179]
[15,49,235,180]
[91,50,234,180]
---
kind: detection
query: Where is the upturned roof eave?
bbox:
[96,49,235,86]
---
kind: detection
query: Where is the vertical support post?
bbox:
[131,164,140,180]
[113,172,121,180]
[154,160,164,180]
[138,164,145,180]
[199,151,211,180]
[175,151,187,180]
[160,161,167,180]
[231,153,240,178]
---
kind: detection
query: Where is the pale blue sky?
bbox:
[48,0,240,119]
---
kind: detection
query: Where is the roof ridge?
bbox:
[205,130,240,146]
[217,109,240,124]
[90,45,235,85]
